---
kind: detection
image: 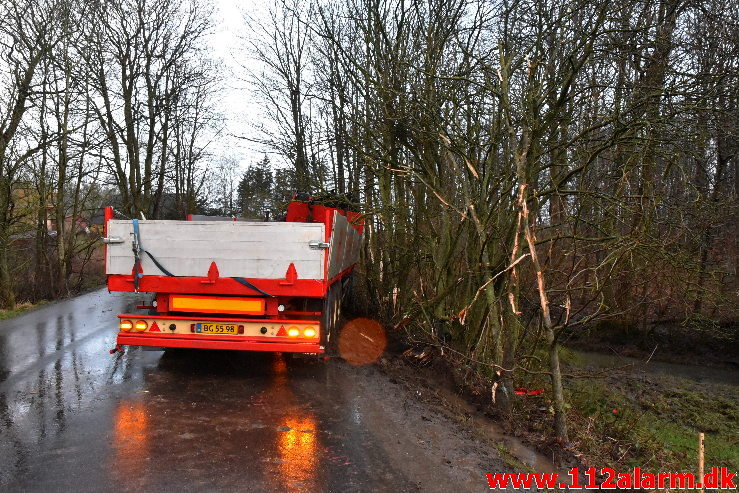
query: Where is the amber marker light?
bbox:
[287,327,300,337]
[134,320,148,332]
[303,327,316,338]
[120,320,133,332]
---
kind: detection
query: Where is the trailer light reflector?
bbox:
[134,320,148,332]
[120,320,133,332]
[287,327,300,337]
[238,325,244,334]
[170,296,265,315]
[303,327,316,338]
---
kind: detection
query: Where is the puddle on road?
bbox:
[102,351,331,492]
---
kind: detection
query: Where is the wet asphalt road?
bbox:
[0,289,502,493]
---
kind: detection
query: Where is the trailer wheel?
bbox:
[321,281,342,354]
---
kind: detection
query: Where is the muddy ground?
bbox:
[378,334,738,479]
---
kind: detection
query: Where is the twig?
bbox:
[644,344,658,364]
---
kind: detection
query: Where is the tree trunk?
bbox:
[0,223,15,310]
[521,183,569,443]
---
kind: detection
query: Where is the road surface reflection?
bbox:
[277,415,318,490]
[269,355,321,492]
[0,290,413,492]
[112,401,150,480]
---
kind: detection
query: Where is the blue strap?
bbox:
[131,219,142,291]
[132,218,175,278]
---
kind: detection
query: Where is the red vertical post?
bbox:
[104,206,113,235]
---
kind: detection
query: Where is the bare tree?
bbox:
[249,0,737,444]
[0,0,65,308]
[82,0,216,218]
[244,0,315,191]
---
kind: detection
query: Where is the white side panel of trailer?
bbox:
[327,211,362,280]
[106,220,326,280]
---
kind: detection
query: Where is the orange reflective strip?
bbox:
[170,296,265,314]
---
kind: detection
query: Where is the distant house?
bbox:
[63,216,91,235]
[9,184,102,240]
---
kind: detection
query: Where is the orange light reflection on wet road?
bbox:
[277,415,319,491]
[112,401,149,479]
[269,355,320,492]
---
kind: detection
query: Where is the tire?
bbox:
[321,281,343,354]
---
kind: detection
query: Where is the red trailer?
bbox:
[103,199,363,354]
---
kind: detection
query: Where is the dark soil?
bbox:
[374,322,738,484]
[374,342,581,474]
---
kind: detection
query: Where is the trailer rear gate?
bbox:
[106,211,361,283]
[106,220,327,280]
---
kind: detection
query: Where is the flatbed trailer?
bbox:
[103,200,363,354]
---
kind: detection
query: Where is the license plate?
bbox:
[197,323,237,334]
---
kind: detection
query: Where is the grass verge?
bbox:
[507,348,739,475]
[565,371,738,472]
[0,301,48,321]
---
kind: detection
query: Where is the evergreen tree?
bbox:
[237,156,274,220]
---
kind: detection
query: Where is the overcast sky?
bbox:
[208,0,271,172]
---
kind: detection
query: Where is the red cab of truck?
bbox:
[103,198,363,354]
